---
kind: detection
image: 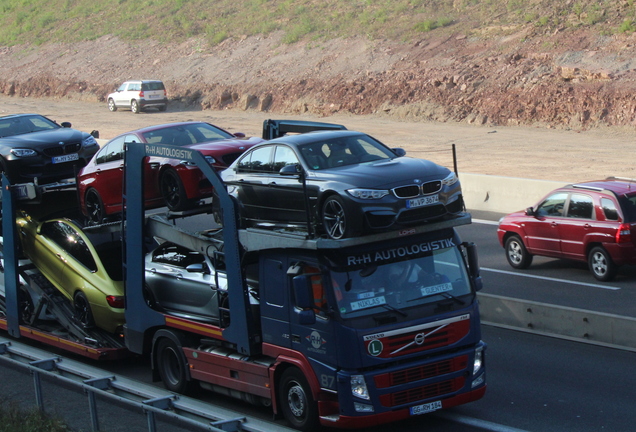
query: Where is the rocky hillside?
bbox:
[3,24,636,130]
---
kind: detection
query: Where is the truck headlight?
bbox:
[473,345,484,375]
[350,375,370,400]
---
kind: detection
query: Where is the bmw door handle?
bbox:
[550,222,558,228]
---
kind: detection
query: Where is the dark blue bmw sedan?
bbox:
[216,129,463,239]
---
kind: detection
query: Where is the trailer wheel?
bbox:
[156,337,195,394]
[278,368,319,431]
[73,291,95,328]
[18,287,35,325]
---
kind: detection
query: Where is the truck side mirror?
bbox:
[292,275,314,309]
[464,242,483,292]
[292,275,316,325]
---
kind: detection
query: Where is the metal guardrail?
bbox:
[0,337,294,432]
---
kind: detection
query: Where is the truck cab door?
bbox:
[288,265,338,367]
[259,258,292,348]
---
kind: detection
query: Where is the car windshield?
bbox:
[297,134,397,170]
[0,115,59,138]
[330,245,473,320]
[142,123,234,146]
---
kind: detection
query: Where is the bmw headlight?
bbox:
[11,148,37,157]
[82,135,98,147]
[350,375,370,400]
[347,188,389,199]
[441,172,458,186]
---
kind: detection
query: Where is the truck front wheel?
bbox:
[155,337,195,395]
[278,368,319,431]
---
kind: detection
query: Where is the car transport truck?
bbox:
[0,120,486,430]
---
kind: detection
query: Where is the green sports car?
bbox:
[16,210,125,334]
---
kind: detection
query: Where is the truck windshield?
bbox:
[330,245,472,319]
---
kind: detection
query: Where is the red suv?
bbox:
[497,178,636,281]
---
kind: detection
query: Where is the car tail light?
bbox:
[106,295,125,309]
[615,223,631,243]
[139,90,145,98]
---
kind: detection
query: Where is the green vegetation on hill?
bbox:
[1,0,636,46]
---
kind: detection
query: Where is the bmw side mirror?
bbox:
[525,207,535,216]
[61,122,72,128]
[279,164,302,176]
[233,132,246,138]
[392,148,406,157]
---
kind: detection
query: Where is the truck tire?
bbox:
[504,235,533,269]
[155,337,195,394]
[278,367,319,431]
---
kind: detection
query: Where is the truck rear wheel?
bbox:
[278,367,319,431]
[156,337,195,394]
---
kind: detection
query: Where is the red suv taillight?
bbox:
[139,90,145,98]
[616,223,631,243]
[106,295,125,309]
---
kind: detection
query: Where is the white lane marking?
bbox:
[473,218,499,226]
[435,411,531,432]
[482,267,620,290]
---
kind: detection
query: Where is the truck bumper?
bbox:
[319,385,487,429]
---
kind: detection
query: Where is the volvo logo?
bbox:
[414,333,426,345]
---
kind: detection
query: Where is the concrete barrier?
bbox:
[478,293,636,352]
[459,172,567,214]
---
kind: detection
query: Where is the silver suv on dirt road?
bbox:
[107,80,168,113]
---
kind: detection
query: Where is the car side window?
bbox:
[237,146,274,174]
[95,137,125,164]
[153,244,206,270]
[566,193,594,219]
[42,221,97,271]
[601,198,619,221]
[536,193,568,217]
[272,145,299,173]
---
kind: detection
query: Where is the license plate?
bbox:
[410,400,442,416]
[406,194,439,209]
[52,153,79,164]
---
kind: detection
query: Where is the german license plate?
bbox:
[52,153,79,164]
[410,400,442,416]
[406,194,439,209]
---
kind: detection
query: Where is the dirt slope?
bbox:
[3,27,636,131]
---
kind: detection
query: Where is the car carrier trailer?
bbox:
[0,120,486,430]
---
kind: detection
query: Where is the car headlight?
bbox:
[350,375,370,400]
[441,172,458,186]
[11,148,37,157]
[82,135,98,147]
[347,188,389,199]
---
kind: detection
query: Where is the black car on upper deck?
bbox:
[215,129,463,239]
[0,114,99,184]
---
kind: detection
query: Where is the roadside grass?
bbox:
[2,0,636,47]
[0,401,70,432]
